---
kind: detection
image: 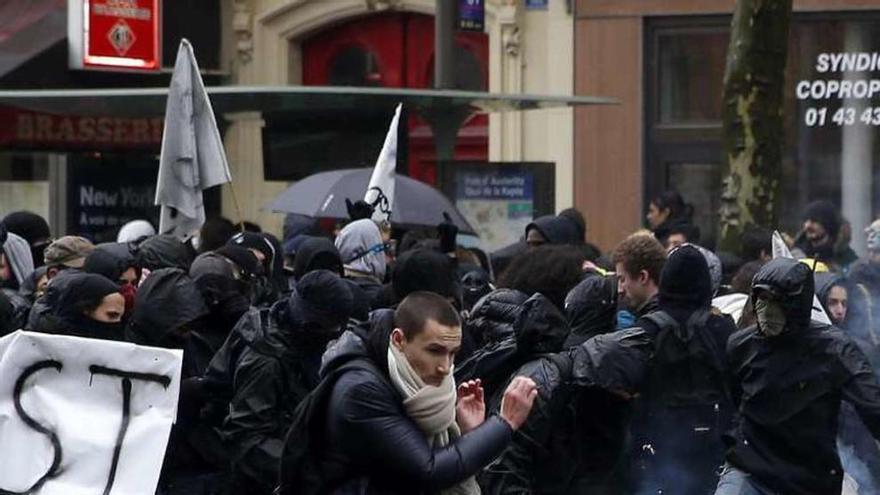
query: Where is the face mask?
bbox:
[755,298,787,337]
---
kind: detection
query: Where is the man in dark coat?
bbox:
[206,269,354,495]
[480,273,645,495]
[794,200,858,270]
[628,244,736,495]
[716,257,880,495]
[279,291,538,495]
[490,214,583,276]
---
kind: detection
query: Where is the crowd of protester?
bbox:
[0,191,879,495]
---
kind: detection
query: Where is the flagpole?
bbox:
[227,182,246,232]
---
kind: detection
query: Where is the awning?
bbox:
[0,85,618,118]
[0,0,66,78]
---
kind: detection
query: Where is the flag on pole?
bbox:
[771,231,832,325]
[364,103,401,225]
[155,39,232,240]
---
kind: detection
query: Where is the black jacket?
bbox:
[726,323,880,494]
[628,246,736,494]
[480,328,651,495]
[205,301,333,494]
[456,293,570,403]
[316,311,514,495]
[458,288,529,362]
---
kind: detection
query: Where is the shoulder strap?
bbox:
[642,310,679,335]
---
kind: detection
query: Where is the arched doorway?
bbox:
[301,12,489,184]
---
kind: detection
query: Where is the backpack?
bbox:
[276,358,376,495]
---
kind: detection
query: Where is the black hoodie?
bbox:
[564,274,618,347]
[292,236,342,280]
[525,215,581,245]
[726,257,880,495]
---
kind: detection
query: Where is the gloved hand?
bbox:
[346,199,375,221]
[438,212,459,254]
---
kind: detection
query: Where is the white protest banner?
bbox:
[0,331,182,495]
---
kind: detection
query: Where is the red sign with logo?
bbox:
[81,0,160,71]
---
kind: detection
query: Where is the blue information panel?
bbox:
[525,0,549,10]
[458,0,485,32]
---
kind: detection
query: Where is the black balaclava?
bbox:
[288,269,354,337]
[190,251,253,333]
[52,272,124,341]
[461,268,492,312]
[3,211,51,268]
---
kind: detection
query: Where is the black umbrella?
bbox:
[264,168,476,235]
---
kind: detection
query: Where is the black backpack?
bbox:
[275,358,376,495]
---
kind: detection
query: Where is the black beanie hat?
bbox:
[392,248,460,302]
[659,244,712,308]
[803,200,840,239]
[3,211,51,245]
[289,269,354,327]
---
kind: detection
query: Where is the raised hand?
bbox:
[500,376,538,430]
[456,379,486,434]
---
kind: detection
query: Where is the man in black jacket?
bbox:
[716,257,880,495]
[612,233,665,321]
[207,269,354,495]
[629,244,736,495]
[285,291,538,495]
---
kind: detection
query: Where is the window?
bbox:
[647,14,880,252]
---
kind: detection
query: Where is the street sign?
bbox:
[458,0,485,32]
[68,0,161,71]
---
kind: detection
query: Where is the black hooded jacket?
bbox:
[480,304,650,494]
[84,243,137,282]
[308,311,514,495]
[293,236,342,280]
[564,274,618,347]
[31,271,125,341]
[628,245,736,494]
[205,271,353,494]
[525,215,581,245]
[456,293,570,405]
[725,258,880,495]
[137,234,194,271]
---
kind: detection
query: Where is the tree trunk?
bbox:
[717,0,793,254]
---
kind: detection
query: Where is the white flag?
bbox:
[155,39,232,240]
[771,231,832,325]
[364,103,401,224]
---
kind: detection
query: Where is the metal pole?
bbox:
[435,0,455,89]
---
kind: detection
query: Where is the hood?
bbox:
[228,231,277,276]
[288,269,354,328]
[694,245,722,296]
[320,308,395,378]
[3,211,50,267]
[456,292,569,396]
[49,272,123,340]
[568,327,652,394]
[137,235,194,271]
[659,244,712,309]
[117,219,156,243]
[293,236,342,280]
[126,268,209,347]
[335,219,386,280]
[525,215,581,245]
[750,257,815,332]
[84,243,136,282]
[465,288,529,347]
[564,274,618,347]
[392,248,460,303]
[2,232,34,289]
[283,214,319,242]
[814,272,845,315]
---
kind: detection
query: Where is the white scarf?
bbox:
[387,340,481,495]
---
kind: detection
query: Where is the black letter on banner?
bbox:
[0,360,64,495]
[88,365,171,495]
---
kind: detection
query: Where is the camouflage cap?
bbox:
[44,236,95,268]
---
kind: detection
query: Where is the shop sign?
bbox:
[458,0,485,32]
[68,0,161,71]
[0,107,163,151]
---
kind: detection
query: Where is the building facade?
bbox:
[575,0,880,253]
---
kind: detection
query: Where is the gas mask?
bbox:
[755,297,787,337]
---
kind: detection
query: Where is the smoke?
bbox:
[838,403,880,495]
